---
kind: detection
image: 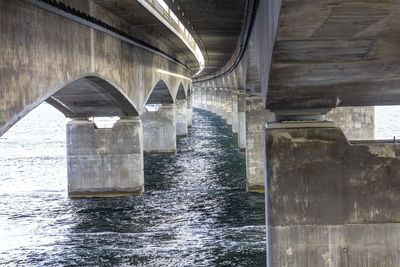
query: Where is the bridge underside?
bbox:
[268,0,400,111]
[47,76,138,118]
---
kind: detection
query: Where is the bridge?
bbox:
[1,0,400,265]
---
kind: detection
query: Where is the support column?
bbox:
[210,89,216,114]
[238,92,246,152]
[142,104,176,154]
[245,96,274,193]
[231,91,239,133]
[226,90,233,125]
[201,87,207,110]
[67,117,144,198]
[176,99,188,137]
[212,89,217,114]
[206,88,213,111]
[266,123,400,266]
[220,89,227,120]
[193,88,201,108]
[215,89,222,117]
[187,96,193,128]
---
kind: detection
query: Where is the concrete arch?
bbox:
[176,83,187,100]
[144,80,174,105]
[0,1,192,137]
[0,73,139,137]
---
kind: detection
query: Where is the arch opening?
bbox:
[145,80,174,112]
[47,76,138,118]
[176,83,187,100]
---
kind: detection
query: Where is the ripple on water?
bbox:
[0,104,265,267]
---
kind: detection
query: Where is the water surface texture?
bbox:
[0,104,265,266]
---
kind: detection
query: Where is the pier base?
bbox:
[67,117,144,198]
[142,104,176,154]
[176,99,188,137]
[267,124,400,266]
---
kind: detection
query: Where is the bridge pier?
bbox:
[142,104,177,154]
[215,89,222,117]
[231,91,239,133]
[245,96,274,193]
[210,89,216,114]
[238,92,246,152]
[176,99,188,137]
[226,90,233,126]
[266,123,400,266]
[66,117,144,198]
[201,87,207,110]
[206,88,213,111]
[220,89,227,120]
[187,96,193,128]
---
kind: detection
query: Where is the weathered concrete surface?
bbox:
[142,104,176,154]
[245,96,274,193]
[187,96,193,128]
[215,89,222,117]
[268,0,400,110]
[220,90,228,120]
[210,89,216,114]
[206,88,213,111]
[176,99,188,137]
[231,91,239,133]
[226,91,233,126]
[0,0,191,137]
[327,106,375,140]
[267,125,400,266]
[67,117,143,198]
[201,87,207,110]
[193,88,201,109]
[238,92,246,152]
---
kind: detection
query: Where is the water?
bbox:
[0,104,265,266]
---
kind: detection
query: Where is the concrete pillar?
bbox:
[326,106,375,140]
[231,91,239,133]
[245,96,274,193]
[176,99,188,137]
[226,90,233,125]
[187,96,193,128]
[215,89,222,116]
[266,123,400,266]
[209,89,216,114]
[206,88,213,111]
[238,92,246,152]
[220,89,227,120]
[142,104,176,154]
[201,87,207,109]
[193,88,200,108]
[212,89,217,114]
[66,117,144,198]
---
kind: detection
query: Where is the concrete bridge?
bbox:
[2,0,400,266]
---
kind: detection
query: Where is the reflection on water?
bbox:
[0,104,265,266]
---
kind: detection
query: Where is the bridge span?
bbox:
[2,0,400,265]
